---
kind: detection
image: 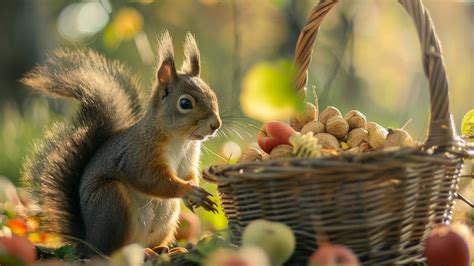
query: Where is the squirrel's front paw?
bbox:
[184,185,218,213]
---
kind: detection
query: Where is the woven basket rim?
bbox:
[204,140,467,184]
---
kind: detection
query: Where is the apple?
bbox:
[204,246,270,266]
[0,235,36,265]
[257,122,296,154]
[241,219,295,266]
[111,243,144,266]
[308,243,359,266]
[424,223,472,266]
[175,211,200,244]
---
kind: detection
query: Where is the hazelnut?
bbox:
[344,110,367,129]
[319,106,342,125]
[366,122,379,131]
[238,148,263,163]
[368,124,388,149]
[290,102,318,131]
[301,121,325,135]
[314,133,340,149]
[326,116,349,139]
[269,144,293,159]
[384,128,414,148]
[346,128,368,148]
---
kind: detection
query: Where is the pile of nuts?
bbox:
[238,102,415,163]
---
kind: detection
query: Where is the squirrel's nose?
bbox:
[210,123,219,131]
[209,116,221,132]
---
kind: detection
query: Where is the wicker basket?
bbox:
[203,0,472,265]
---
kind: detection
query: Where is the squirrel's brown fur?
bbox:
[21,31,220,255]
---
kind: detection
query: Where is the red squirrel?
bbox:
[21,31,220,255]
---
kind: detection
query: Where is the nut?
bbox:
[326,116,349,139]
[368,124,388,149]
[314,133,340,149]
[269,144,293,159]
[384,128,414,148]
[238,148,263,163]
[319,106,342,125]
[262,152,270,160]
[366,122,379,131]
[290,102,318,131]
[344,110,367,129]
[301,121,325,135]
[346,128,368,148]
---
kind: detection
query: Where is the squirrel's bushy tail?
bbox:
[21,49,145,243]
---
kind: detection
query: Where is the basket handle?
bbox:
[293,0,454,145]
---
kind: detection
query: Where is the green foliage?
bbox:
[0,99,59,185]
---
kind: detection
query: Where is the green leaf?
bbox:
[240,60,304,122]
[3,209,16,219]
[53,244,78,260]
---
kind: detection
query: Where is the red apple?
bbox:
[424,223,472,266]
[257,121,296,154]
[0,235,36,265]
[309,243,359,266]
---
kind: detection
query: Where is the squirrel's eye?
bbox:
[177,94,195,113]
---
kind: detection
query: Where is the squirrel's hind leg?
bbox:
[80,179,133,255]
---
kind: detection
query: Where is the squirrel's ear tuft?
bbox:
[157,31,177,86]
[181,32,201,77]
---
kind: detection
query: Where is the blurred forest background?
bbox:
[0,0,473,230]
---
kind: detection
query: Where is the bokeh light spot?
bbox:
[58,0,110,41]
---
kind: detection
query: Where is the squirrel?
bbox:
[20,31,221,255]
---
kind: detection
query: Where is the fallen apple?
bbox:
[423,223,472,266]
[308,243,359,266]
[241,219,295,266]
[257,122,296,154]
[204,246,270,266]
[0,235,36,265]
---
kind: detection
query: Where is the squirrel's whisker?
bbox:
[202,144,227,162]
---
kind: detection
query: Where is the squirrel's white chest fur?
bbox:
[166,138,201,177]
[167,138,191,173]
